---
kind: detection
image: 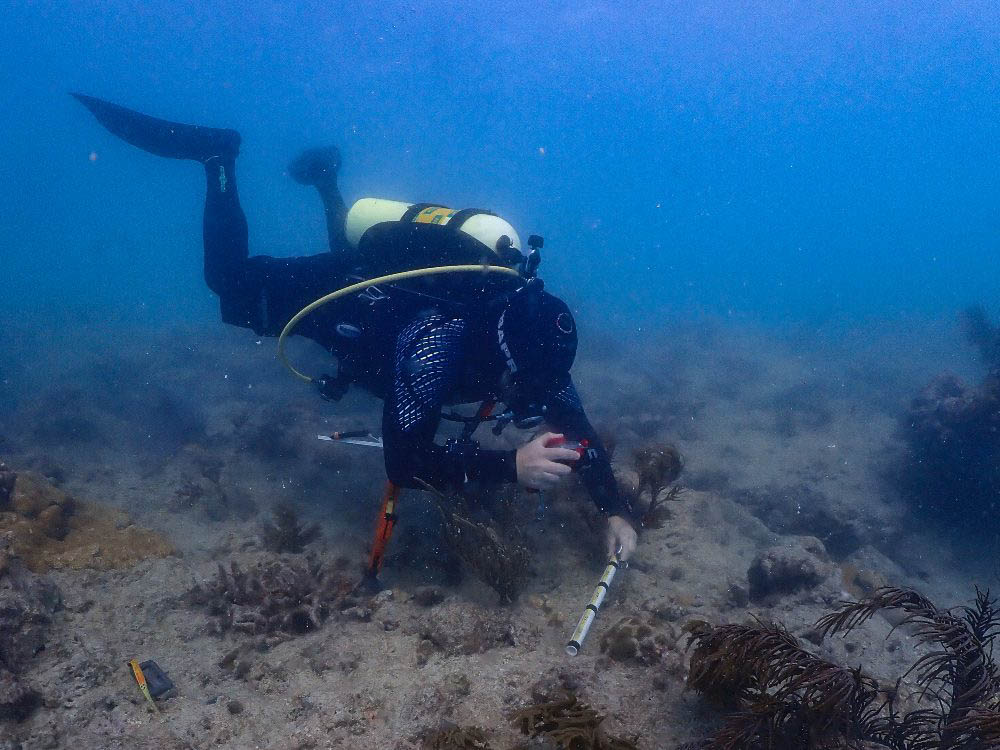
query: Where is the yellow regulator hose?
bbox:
[277,264,521,384]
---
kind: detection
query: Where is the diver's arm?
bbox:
[544,380,634,519]
[382,318,518,491]
[545,381,638,559]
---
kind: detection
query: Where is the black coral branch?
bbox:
[818,586,1000,726]
[686,620,878,748]
[686,586,1000,749]
[416,479,531,605]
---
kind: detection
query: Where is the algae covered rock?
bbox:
[898,368,1000,527]
[0,669,40,723]
[0,469,173,573]
[9,471,76,537]
[736,483,865,557]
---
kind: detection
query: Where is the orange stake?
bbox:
[367,481,402,576]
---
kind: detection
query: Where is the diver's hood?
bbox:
[496,281,578,394]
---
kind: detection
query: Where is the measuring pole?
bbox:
[565,552,624,656]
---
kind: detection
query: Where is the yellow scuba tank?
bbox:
[277,201,543,386]
[345,198,523,259]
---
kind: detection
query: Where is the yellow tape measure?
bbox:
[128,659,160,713]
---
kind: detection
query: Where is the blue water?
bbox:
[2,0,997,331]
[2,9,1000,745]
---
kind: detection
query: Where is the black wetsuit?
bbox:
[201,158,629,518]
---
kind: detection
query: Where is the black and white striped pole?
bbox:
[565,548,625,656]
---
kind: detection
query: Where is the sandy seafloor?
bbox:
[0,311,993,749]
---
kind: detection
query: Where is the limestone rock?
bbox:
[747,536,834,601]
[0,464,15,510]
[0,557,59,723]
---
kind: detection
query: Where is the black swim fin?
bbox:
[288,145,341,186]
[71,93,240,162]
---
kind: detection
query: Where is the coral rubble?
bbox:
[186,557,355,636]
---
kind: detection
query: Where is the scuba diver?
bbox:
[72,94,637,564]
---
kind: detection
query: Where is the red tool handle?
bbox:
[545,435,589,457]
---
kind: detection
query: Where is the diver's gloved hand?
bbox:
[515,432,579,491]
[606,515,637,562]
[315,373,349,401]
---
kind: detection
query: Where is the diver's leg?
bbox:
[72,93,250,297]
[316,181,349,254]
[202,156,250,298]
[288,146,350,253]
[73,94,255,303]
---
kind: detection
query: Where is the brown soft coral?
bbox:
[186,557,355,636]
[418,480,532,605]
[633,443,683,500]
[422,726,493,749]
[511,694,640,750]
[260,503,321,554]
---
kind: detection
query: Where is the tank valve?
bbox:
[522,235,543,278]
